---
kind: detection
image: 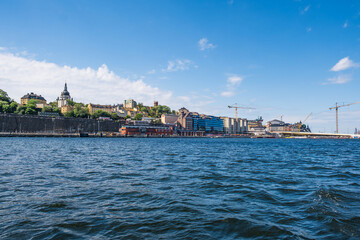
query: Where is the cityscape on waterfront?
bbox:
[1,83,359,138]
[1,83,324,138]
[1,1,360,239]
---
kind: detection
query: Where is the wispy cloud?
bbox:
[162,59,197,72]
[148,69,156,74]
[0,47,6,51]
[330,57,359,71]
[227,75,243,86]
[301,5,310,14]
[221,91,235,97]
[343,20,348,28]
[221,74,244,97]
[198,38,216,51]
[306,27,312,32]
[323,75,352,85]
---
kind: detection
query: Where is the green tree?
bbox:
[15,105,27,115]
[124,115,131,120]
[134,113,143,120]
[92,110,111,119]
[64,111,75,118]
[0,89,11,103]
[24,99,40,115]
[110,112,120,120]
[66,99,76,106]
[74,107,90,118]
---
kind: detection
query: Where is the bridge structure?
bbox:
[278,131,360,139]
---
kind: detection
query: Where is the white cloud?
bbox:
[227,75,243,85]
[221,74,244,97]
[324,75,352,85]
[330,57,359,71]
[162,59,196,72]
[198,38,216,51]
[0,47,6,51]
[0,51,173,105]
[343,20,348,28]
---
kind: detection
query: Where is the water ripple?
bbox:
[0,138,359,239]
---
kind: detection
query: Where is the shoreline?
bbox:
[0,132,356,139]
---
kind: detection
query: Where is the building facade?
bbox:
[20,92,47,105]
[124,99,137,109]
[177,108,194,130]
[221,117,248,134]
[193,115,224,133]
[161,114,178,124]
[88,104,113,115]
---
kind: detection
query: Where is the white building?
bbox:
[221,117,248,134]
[124,99,137,109]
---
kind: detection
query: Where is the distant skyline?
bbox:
[1,0,360,133]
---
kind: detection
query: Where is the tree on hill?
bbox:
[110,113,120,120]
[133,113,143,120]
[0,89,11,103]
[138,104,172,118]
[92,110,111,119]
[24,99,40,115]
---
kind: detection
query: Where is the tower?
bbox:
[57,83,73,108]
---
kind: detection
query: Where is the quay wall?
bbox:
[0,113,121,133]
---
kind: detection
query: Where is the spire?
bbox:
[64,82,68,91]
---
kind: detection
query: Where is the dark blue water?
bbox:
[1,138,359,239]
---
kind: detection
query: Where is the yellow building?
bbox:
[61,105,73,114]
[88,103,113,115]
[20,92,47,105]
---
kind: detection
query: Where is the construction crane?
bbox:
[298,112,312,132]
[228,103,255,133]
[329,101,360,133]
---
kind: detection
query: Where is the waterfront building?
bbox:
[161,114,178,124]
[88,103,113,115]
[248,117,267,135]
[56,83,73,108]
[20,92,46,105]
[124,99,137,109]
[267,119,287,132]
[266,119,311,133]
[221,117,248,134]
[177,108,194,130]
[193,115,224,133]
[121,125,173,136]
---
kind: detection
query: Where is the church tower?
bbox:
[57,83,73,108]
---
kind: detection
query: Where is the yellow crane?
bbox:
[228,103,255,133]
[329,101,360,133]
[298,112,312,132]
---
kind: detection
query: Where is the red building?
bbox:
[121,126,173,136]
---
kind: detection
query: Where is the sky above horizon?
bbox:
[1,0,360,133]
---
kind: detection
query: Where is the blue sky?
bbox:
[1,0,360,133]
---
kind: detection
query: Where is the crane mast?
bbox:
[228,103,255,133]
[329,101,360,133]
